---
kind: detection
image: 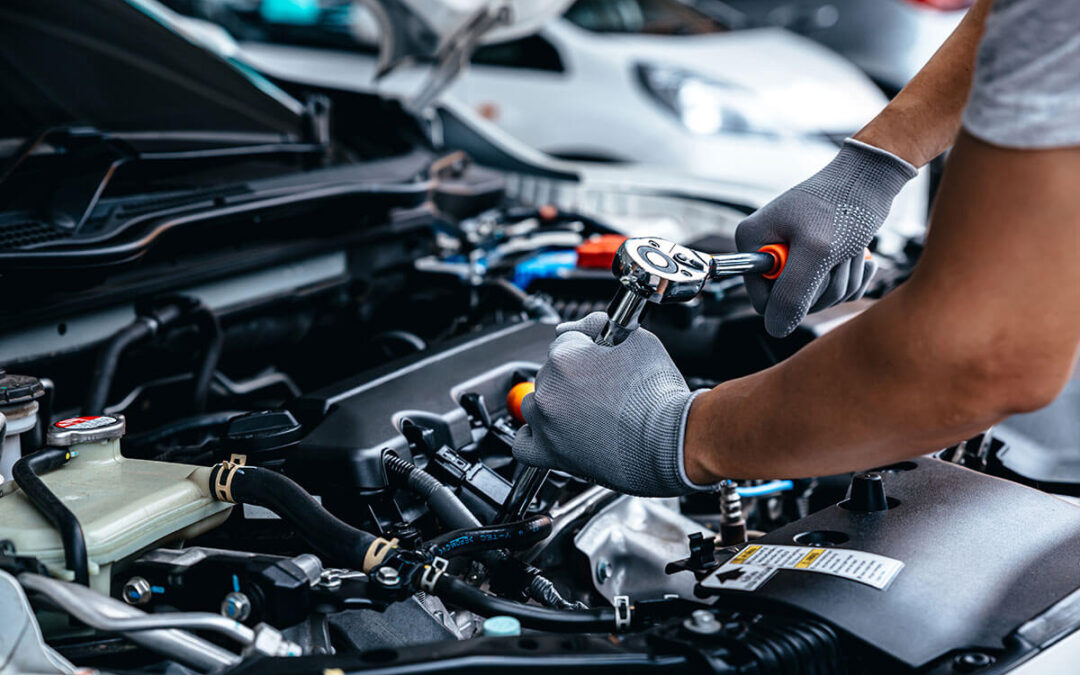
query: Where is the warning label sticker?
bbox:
[701,544,904,592]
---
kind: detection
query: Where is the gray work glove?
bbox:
[735,138,918,338]
[512,312,716,497]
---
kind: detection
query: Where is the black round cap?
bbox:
[846,472,890,512]
[225,410,303,454]
[0,371,45,407]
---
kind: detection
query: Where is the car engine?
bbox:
[2,188,1080,675]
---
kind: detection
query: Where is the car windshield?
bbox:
[564,0,727,35]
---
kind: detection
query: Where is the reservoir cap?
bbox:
[0,371,44,408]
[48,415,126,447]
[483,616,521,637]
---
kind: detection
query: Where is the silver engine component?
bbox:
[573,495,713,603]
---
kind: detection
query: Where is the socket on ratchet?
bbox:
[595,237,788,347]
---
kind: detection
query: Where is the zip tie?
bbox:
[363,537,399,572]
[420,557,448,593]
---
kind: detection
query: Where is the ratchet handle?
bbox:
[757,244,788,280]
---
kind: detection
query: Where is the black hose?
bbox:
[434,575,616,633]
[382,453,579,610]
[84,304,185,415]
[12,449,89,586]
[84,318,157,415]
[384,453,480,530]
[426,515,552,558]
[125,411,245,455]
[208,463,378,569]
[190,306,223,414]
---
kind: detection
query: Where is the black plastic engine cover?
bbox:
[700,458,1080,669]
[289,322,554,492]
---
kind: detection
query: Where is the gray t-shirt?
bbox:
[962,0,1080,149]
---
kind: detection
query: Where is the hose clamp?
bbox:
[614,595,632,631]
[213,461,243,503]
[363,538,399,572]
[420,556,448,593]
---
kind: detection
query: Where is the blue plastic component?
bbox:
[260,0,321,25]
[736,480,794,498]
[151,585,166,594]
[483,616,522,637]
[513,251,577,290]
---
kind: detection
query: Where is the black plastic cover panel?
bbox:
[703,458,1080,668]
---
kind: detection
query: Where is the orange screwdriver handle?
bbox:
[757,244,788,280]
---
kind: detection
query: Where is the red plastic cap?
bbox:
[576,234,628,270]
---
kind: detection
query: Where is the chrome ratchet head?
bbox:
[596,237,711,347]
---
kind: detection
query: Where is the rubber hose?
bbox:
[191,306,223,414]
[382,453,573,608]
[434,575,616,633]
[12,449,89,585]
[84,320,155,415]
[208,464,378,569]
[125,411,245,456]
[426,515,552,558]
[84,304,184,415]
[384,453,480,530]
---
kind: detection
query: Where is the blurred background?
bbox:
[155,0,971,244]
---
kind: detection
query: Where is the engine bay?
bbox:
[2,195,1080,675]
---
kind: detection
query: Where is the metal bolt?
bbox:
[221,592,252,621]
[375,566,400,587]
[953,652,994,672]
[595,560,613,584]
[122,577,152,605]
[684,609,721,635]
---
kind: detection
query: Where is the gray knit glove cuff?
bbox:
[736,138,917,338]
[513,313,717,497]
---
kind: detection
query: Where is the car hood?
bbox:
[559,24,887,134]
[0,0,305,140]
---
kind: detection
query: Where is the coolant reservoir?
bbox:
[0,415,231,593]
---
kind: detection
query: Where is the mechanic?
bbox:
[513,0,1080,496]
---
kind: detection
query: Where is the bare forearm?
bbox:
[853,0,993,167]
[686,133,1080,482]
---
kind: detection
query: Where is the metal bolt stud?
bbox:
[122,577,152,605]
[221,592,252,621]
[596,560,612,584]
[375,566,400,587]
[684,609,721,635]
[953,652,994,672]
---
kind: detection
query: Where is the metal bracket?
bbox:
[614,595,632,631]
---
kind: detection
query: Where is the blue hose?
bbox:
[736,480,794,498]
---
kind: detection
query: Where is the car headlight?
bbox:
[635,63,780,137]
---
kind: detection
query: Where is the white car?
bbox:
[171,0,930,240]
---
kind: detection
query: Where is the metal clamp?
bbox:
[614,595,632,631]
[420,557,448,593]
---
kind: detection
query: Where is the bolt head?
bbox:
[220,592,252,622]
[683,609,721,635]
[122,577,152,605]
[953,652,994,672]
[596,560,612,584]
[375,566,400,586]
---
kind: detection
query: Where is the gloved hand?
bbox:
[736,138,918,338]
[512,312,716,497]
